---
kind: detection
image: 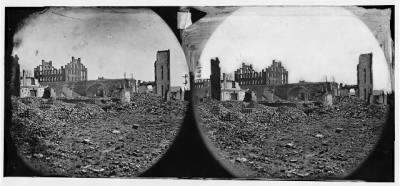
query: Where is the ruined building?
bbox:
[10,55,20,96]
[194,59,245,102]
[154,50,170,99]
[234,60,288,86]
[210,57,221,100]
[20,70,46,97]
[357,53,373,102]
[34,56,87,82]
[65,57,87,82]
[34,60,65,82]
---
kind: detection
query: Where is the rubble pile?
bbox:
[198,97,388,179]
[10,94,187,177]
[12,97,105,123]
[199,99,307,125]
[130,93,186,116]
[305,96,388,120]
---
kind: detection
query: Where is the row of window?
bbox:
[239,79,286,86]
[236,72,288,79]
[40,76,64,82]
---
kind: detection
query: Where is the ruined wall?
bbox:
[154,50,170,99]
[357,53,373,102]
[65,56,87,82]
[273,82,339,102]
[10,55,20,97]
[41,79,136,98]
[34,59,65,82]
[210,58,221,100]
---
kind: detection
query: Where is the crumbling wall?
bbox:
[210,58,221,100]
[154,50,171,99]
[357,53,373,102]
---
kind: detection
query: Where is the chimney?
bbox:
[72,56,75,61]
[78,58,81,63]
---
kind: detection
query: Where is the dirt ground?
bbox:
[198,97,388,179]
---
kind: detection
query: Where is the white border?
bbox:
[0,0,398,186]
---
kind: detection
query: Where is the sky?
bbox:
[199,7,391,92]
[12,8,189,88]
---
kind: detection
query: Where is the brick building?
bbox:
[154,50,170,99]
[34,56,87,82]
[357,53,373,102]
[234,60,288,86]
[64,57,87,82]
[34,60,65,82]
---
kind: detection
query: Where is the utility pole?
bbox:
[182,74,188,90]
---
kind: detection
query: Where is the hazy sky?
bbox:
[199,7,391,92]
[12,8,189,88]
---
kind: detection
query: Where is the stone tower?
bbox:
[154,50,170,99]
[210,57,221,100]
[357,53,373,103]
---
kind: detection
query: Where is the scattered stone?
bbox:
[335,128,343,133]
[315,134,324,138]
[285,143,294,148]
[132,124,140,129]
[33,153,44,158]
[112,130,120,134]
[236,157,248,163]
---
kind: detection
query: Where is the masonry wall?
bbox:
[210,58,221,100]
[154,50,170,99]
[357,53,373,102]
[34,60,65,82]
[65,57,87,82]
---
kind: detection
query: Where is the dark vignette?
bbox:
[3,6,395,181]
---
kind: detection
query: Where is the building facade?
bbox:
[357,53,373,102]
[20,70,46,97]
[234,60,288,86]
[34,56,87,82]
[65,57,87,82]
[34,60,65,82]
[154,50,170,99]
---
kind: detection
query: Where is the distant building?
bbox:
[234,60,288,86]
[357,53,373,103]
[371,90,387,104]
[34,59,65,82]
[64,57,87,82]
[169,86,184,100]
[20,70,46,97]
[339,84,358,97]
[34,56,87,82]
[154,50,170,99]
[221,73,246,101]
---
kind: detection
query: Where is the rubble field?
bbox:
[10,93,187,177]
[198,96,388,179]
